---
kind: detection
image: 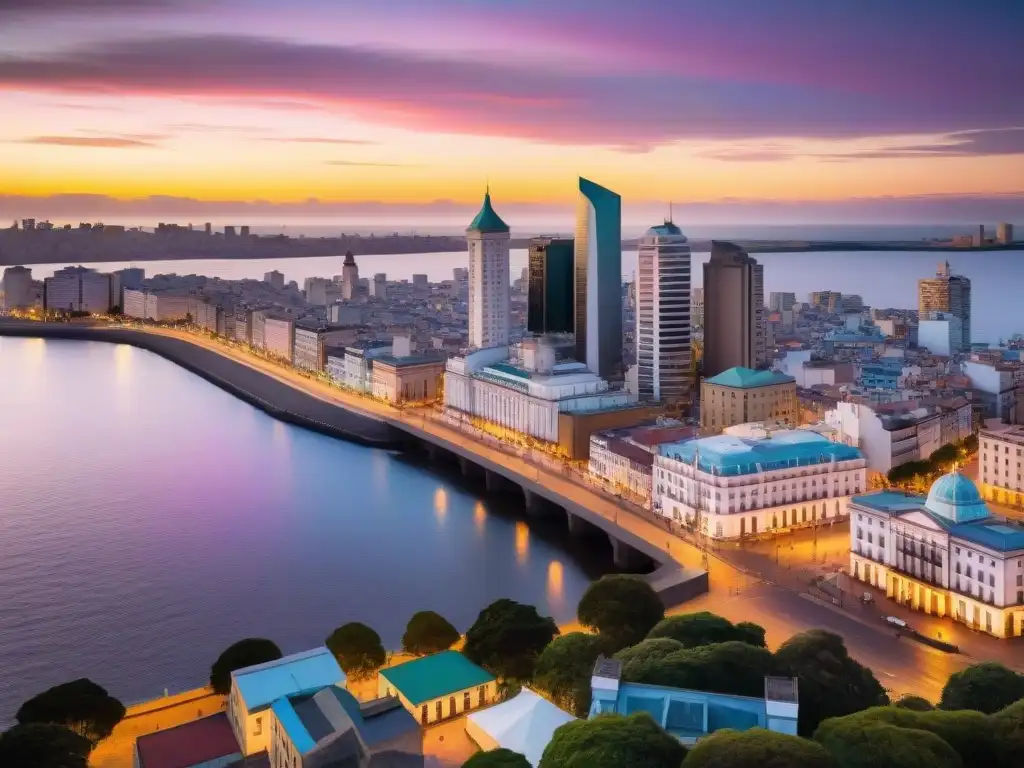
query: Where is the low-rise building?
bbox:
[699,367,797,434]
[589,657,798,744]
[589,422,697,505]
[334,341,393,392]
[849,472,1024,638]
[377,650,497,726]
[963,358,1023,422]
[133,712,242,768]
[372,353,446,404]
[979,423,1024,507]
[655,427,866,539]
[293,324,362,373]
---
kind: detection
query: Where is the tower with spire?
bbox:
[341,250,359,300]
[466,187,511,349]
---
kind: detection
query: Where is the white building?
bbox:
[44,266,111,313]
[849,472,1024,638]
[979,423,1024,506]
[263,316,294,361]
[292,325,358,372]
[122,289,192,322]
[444,339,636,444]
[635,221,691,407]
[654,427,867,539]
[264,270,285,290]
[2,266,33,310]
[192,299,220,332]
[825,400,972,476]
[997,222,1014,245]
[334,342,392,392]
[466,190,511,350]
[918,312,964,356]
[303,277,330,306]
[963,358,1022,421]
[589,423,696,506]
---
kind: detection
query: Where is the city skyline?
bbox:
[1,0,1022,223]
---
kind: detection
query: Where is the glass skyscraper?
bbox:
[574,177,622,381]
[527,237,574,335]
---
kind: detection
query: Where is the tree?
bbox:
[15,679,125,745]
[682,728,835,768]
[576,575,664,651]
[0,723,92,768]
[622,641,774,699]
[773,630,888,737]
[325,622,387,681]
[463,748,532,767]
[538,713,687,768]
[894,695,934,711]
[533,633,609,717]
[993,698,1024,764]
[613,637,684,667]
[209,638,283,694]
[402,611,460,656]
[813,718,962,768]
[646,612,767,649]
[463,599,559,681]
[930,444,959,467]
[939,662,1024,714]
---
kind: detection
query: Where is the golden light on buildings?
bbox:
[515,520,530,565]
[434,487,448,524]
[473,502,487,535]
[547,560,564,603]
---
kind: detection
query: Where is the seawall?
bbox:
[0,322,406,449]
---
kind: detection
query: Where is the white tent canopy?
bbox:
[465,689,576,766]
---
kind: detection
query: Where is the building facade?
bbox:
[527,236,574,334]
[918,261,971,352]
[264,270,285,290]
[574,177,622,381]
[702,242,764,378]
[467,190,511,350]
[303,277,330,306]
[699,367,797,434]
[44,266,111,313]
[997,222,1014,245]
[371,355,445,404]
[849,473,1024,638]
[263,316,295,361]
[1,265,33,310]
[979,424,1024,507]
[918,312,964,356]
[636,221,691,407]
[377,651,497,727]
[655,428,866,539]
[588,423,697,505]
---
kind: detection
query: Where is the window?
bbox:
[255,716,262,736]
[436,700,443,720]
[464,691,471,710]
[478,685,487,706]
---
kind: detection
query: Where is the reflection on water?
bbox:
[515,521,530,565]
[547,560,564,607]
[434,487,448,524]
[473,502,487,536]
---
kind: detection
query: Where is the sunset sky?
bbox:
[1,0,1022,224]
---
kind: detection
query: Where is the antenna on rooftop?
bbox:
[667,201,674,225]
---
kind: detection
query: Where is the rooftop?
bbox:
[467,191,510,234]
[704,367,795,389]
[379,651,494,706]
[135,713,239,768]
[645,221,685,238]
[232,647,345,713]
[373,353,446,368]
[659,429,863,477]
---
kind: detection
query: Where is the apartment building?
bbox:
[699,367,797,434]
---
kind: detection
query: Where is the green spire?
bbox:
[467,188,509,234]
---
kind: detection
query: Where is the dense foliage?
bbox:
[15,679,126,745]
[209,638,283,694]
[576,575,665,651]
[325,622,387,680]
[682,728,836,768]
[647,611,767,648]
[463,599,559,681]
[538,713,687,768]
[462,748,532,767]
[814,717,962,768]
[621,641,775,699]
[938,662,1024,714]
[532,633,609,717]
[773,630,888,736]
[613,637,685,667]
[0,723,92,768]
[401,610,461,656]
[893,695,934,711]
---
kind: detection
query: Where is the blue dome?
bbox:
[925,471,990,524]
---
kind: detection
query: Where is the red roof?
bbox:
[136,713,240,768]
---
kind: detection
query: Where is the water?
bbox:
[24,248,1024,343]
[0,338,614,725]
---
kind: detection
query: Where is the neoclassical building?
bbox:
[849,472,1024,638]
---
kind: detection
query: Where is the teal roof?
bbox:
[704,367,795,389]
[659,430,862,476]
[271,697,317,755]
[232,647,344,713]
[379,651,494,706]
[925,472,990,523]
[467,191,510,234]
[646,222,685,238]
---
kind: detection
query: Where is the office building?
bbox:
[699,367,798,434]
[702,242,764,378]
[973,225,986,247]
[575,177,622,381]
[467,189,511,350]
[636,220,691,406]
[919,261,971,351]
[527,236,574,334]
[2,266,33,310]
[809,291,842,313]
[453,267,468,283]
[264,270,285,291]
[769,292,796,312]
[918,312,964,356]
[303,277,330,306]
[43,266,111,313]
[655,427,866,539]
[369,272,387,299]
[849,472,1024,638]
[997,222,1014,245]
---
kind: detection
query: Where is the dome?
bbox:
[467,190,509,234]
[925,471,990,524]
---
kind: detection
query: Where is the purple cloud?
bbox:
[0,34,1021,149]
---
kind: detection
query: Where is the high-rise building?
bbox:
[997,222,1014,245]
[453,267,468,283]
[769,292,796,312]
[369,273,387,299]
[43,266,111,313]
[204,222,212,234]
[304,277,331,306]
[2,266,33,310]
[264,270,285,290]
[636,220,691,406]
[240,225,250,237]
[973,225,986,247]
[918,260,971,351]
[691,288,704,328]
[574,177,622,380]
[527,237,574,335]
[702,241,764,378]
[809,291,842,313]
[466,189,511,350]
[341,251,359,300]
